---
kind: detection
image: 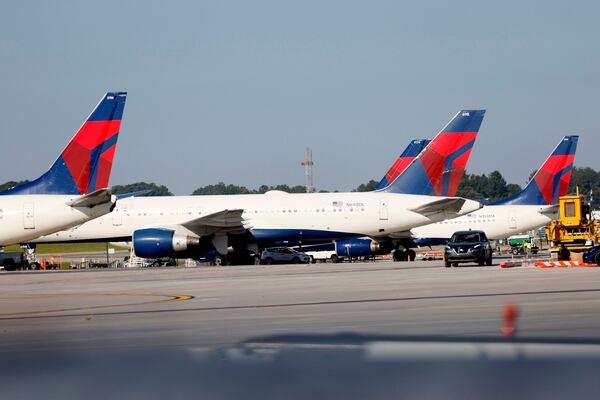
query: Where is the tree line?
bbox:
[1,167,598,207]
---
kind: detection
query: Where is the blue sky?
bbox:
[1,0,598,194]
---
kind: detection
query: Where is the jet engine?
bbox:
[133,228,200,258]
[335,239,380,257]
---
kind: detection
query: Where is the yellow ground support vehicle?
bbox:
[546,193,600,257]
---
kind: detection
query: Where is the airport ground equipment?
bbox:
[546,193,600,257]
[507,235,539,255]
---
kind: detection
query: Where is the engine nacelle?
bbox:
[335,239,380,257]
[133,228,200,258]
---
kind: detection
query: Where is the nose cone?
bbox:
[458,199,483,216]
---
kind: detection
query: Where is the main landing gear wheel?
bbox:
[212,255,225,266]
[393,250,414,262]
[392,250,404,262]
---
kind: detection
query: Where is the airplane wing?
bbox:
[409,197,466,217]
[179,209,247,236]
[67,188,113,208]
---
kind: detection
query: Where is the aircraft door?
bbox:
[508,212,518,230]
[379,200,389,220]
[23,202,35,229]
[112,212,122,226]
[113,203,127,226]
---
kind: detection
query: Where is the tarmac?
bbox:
[2,260,600,354]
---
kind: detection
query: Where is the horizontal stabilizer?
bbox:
[409,197,466,217]
[539,204,560,215]
[115,190,153,199]
[181,209,246,236]
[67,188,113,208]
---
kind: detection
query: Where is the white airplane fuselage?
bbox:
[35,192,481,243]
[0,195,115,245]
[411,204,555,241]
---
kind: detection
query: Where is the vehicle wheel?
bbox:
[264,257,273,265]
[406,249,416,261]
[309,256,315,264]
[532,249,538,254]
[3,260,15,272]
[444,261,451,268]
[330,254,339,263]
[213,255,225,266]
[452,263,458,267]
[511,248,519,255]
[292,257,300,264]
[29,262,40,270]
[151,262,160,268]
[478,260,485,266]
[486,257,493,266]
[595,252,600,266]
[253,256,261,265]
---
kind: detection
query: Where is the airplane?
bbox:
[0,92,127,245]
[303,110,484,261]
[32,110,485,265]
[409,135,579,246]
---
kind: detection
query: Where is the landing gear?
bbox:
[28,262,40,270]
[393,249,416,262]
[393,250,405,261]
[211,255,226,266]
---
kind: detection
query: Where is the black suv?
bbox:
[444,230,493,267]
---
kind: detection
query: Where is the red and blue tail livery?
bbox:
[380,110,485,196]
[0,92,127,195]
[495,135,578,206]
[375,139,431,191]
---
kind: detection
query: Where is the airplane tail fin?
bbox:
[381,110,485,196]
[375,139,430,191]
[495,135,579,205]
[0,92,127,195]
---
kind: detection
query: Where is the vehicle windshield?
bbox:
[451,232,481,243]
